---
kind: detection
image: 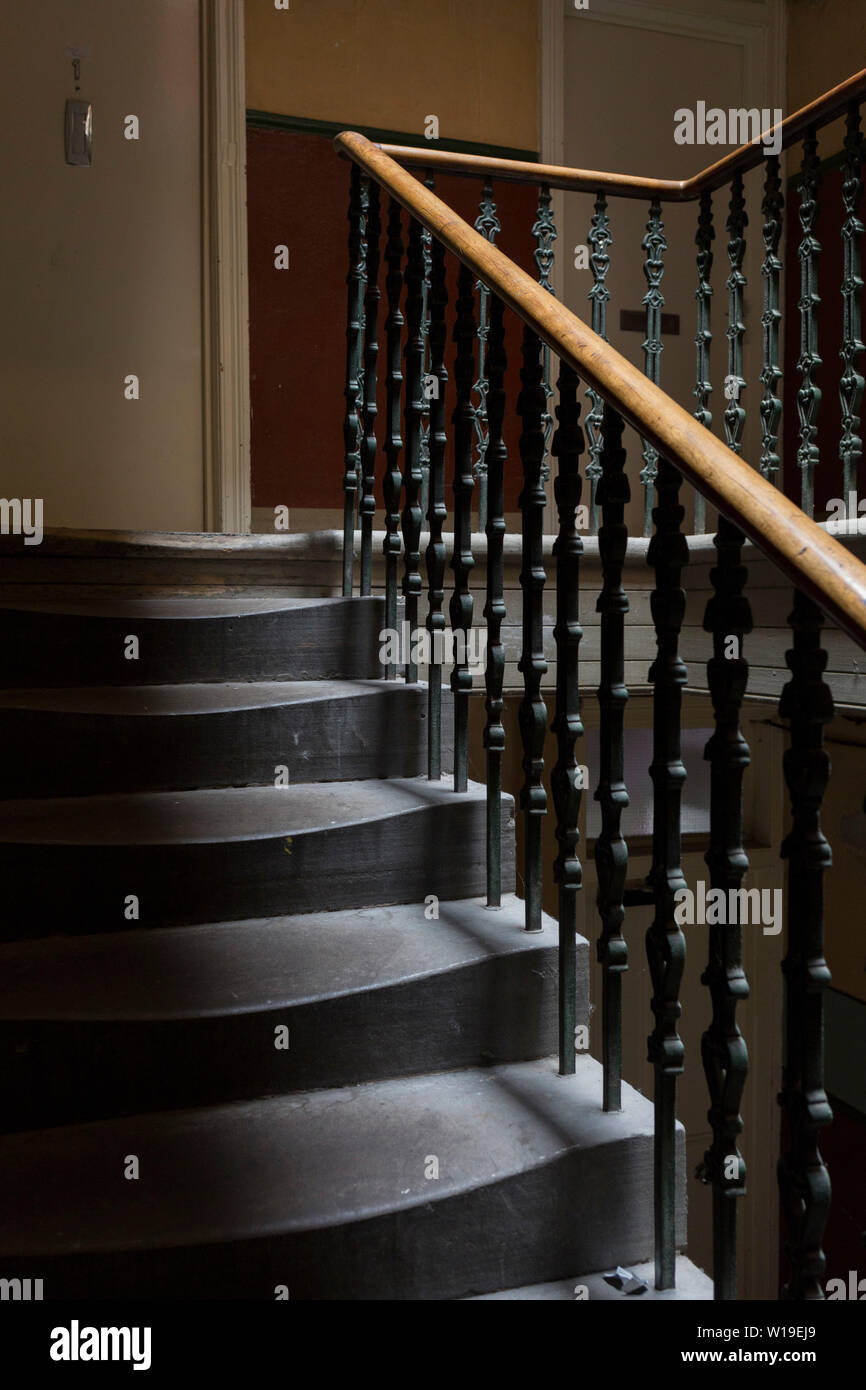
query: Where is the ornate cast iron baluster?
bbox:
[587,194,612,535]
[425,238,448,780]
[797,129,823,517]
[450,263,477,792]
[778,590,834,1300]
[594,404,630,1112]
[382,199,405,677]
[473,181,501,532]
[342,165,367,596]
[640,198,667,536]
[518,327,549,933]
[840,104,865,500]
[646,449,688,1290]
[359,182,381,596]
[402,217,425,683]
[725,173,748,462]
[693,190,714,535]
[551,358,584,1073]
[484,294,507,903]
[420,175,434,524]
[759,159,784,490]
[533,184,557,489]
[699,514,752,1301]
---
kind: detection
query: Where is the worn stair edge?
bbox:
[466,1256,713,1300]
[0,1056,685,1300]
[0,777,516,935]
[0,899,589,1127]
[0,680,453,796]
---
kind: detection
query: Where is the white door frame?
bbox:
[201,0,251,534]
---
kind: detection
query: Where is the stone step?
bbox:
[0,776,515,938]
[0,679,448,796]
[0,596,384,686]
[0,895,587,1127]
[467,1256,713,1299]
[0,1056,684,1300]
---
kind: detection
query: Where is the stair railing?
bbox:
[334,74,866,1302]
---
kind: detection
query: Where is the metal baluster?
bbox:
[425,238,448,780]
[518,327,549,933]
[725,172,748,461]
[484,294,507,904]
[402,217,425,683]
[450,263,477,792]
[594,404,630,1112]
[586,194,612,535]
[342,165,367,596]
[382,199,404,676]
[473,180,500,532]
[699,515,752,1300]
[646,448,689,1289]
[551,357,584,1073]
[840,104,865,501]
[797,129,823,517]
[693,190,714,535]
[640,198,667,536]
[778,589,834,1300]
[419,176,434,524]
[359,182,381,596]
[533,184,557,489]
[757,159,784,492]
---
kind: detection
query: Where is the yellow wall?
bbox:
[244,0,539,150]
[0,0,204,532]
[787,0,866,155]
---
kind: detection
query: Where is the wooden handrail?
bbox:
[335,129,866,652]
[375,67,866,201]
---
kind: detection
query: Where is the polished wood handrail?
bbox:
[335,129,866,651]
[375,67,866,201]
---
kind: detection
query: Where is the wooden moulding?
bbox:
[334,130,866,654]
[373,67,866,201]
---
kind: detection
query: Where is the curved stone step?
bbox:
[467,1256,713,1300]
[0,1056,684,1300]
[0,679,447,796]
[0,596,384,687]
[0,895,587,1128]
[0,777,515,938]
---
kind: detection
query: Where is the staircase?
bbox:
[0,590,707,1299]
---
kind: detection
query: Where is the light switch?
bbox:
[65,99,92,166]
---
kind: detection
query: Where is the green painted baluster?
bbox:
[342,165,367,596]
[533,184,557,492]
[797,129,822,517]
[693,190,714,535]
[551,356,584,1071]
[472,180,500,533]
[639,198,667,536]
[840,103,865,500]
[402,217,425,684]
[450,263,477,792]
[425,237,448,781]
[586,193,612,535]
[517,326,549,932]
[595,404,630,1112]
[759,159,784,489]
[725,173,748,459]
[778,590,834,1299]
[359,182,381,596]
[646,445,688,1289]
[484,293,507,903]
[382,198,404,677]
[419,175,434,525]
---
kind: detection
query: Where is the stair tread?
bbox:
[0,775,501,844]
[0,895,565,1020]
[467,1256,713,1300]
[0,596,367,619]
[0,1056,662,1256]
[0,678,418,715]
